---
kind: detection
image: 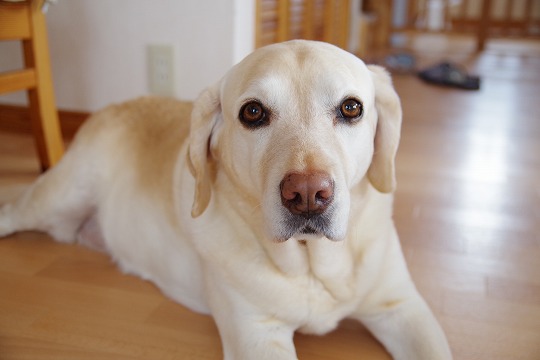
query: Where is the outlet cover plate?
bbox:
[147,44,174,96]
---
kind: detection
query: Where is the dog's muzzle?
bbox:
[279,171,338,240]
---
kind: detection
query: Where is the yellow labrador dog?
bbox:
[0,40,451,359]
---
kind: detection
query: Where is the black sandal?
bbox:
[418,62,480,90]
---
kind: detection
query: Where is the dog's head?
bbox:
[187,40,401,242]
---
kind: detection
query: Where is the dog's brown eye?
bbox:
[239,101,268,128]
[339,98,363,120]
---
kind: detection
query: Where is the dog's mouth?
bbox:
[294,225,325,242]
[300,225,318,234]
[276,211,342,242]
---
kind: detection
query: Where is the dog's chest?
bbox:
[191,213,363,331]
[255,237,361,332]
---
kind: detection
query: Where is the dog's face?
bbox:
[188,40,401,242]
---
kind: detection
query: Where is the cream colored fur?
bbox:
[0,40,451,359]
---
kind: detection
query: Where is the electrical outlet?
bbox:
[147,44,174,96]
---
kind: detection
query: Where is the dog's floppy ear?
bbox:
[187,81,222,217]
[366,65,402,193]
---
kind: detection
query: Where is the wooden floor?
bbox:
[1,36,539,359]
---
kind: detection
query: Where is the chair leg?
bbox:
[25,82,64,171]
[23,2,64,171]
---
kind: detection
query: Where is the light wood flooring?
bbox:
[0,36,539,359]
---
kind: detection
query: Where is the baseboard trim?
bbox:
[0,104,89,139]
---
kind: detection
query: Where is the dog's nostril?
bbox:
[315,189,330,202]
[280,171,334,218]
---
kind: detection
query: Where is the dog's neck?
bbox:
[263,236,355,301]
[210,172,376,302]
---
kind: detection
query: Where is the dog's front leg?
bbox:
[206,277,298,360]
[357,294,452,360]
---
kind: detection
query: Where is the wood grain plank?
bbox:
[0,69,36,94]
[0,3,31,40]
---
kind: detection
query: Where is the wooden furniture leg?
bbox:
[0,0,64,171]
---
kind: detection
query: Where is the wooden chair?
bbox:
[0,0,64,170]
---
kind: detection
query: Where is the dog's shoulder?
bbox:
[77,97,192,143]
[69,97,194,210]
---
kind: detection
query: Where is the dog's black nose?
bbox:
[280,171,334,219]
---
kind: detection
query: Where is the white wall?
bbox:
[0,0,254,112]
